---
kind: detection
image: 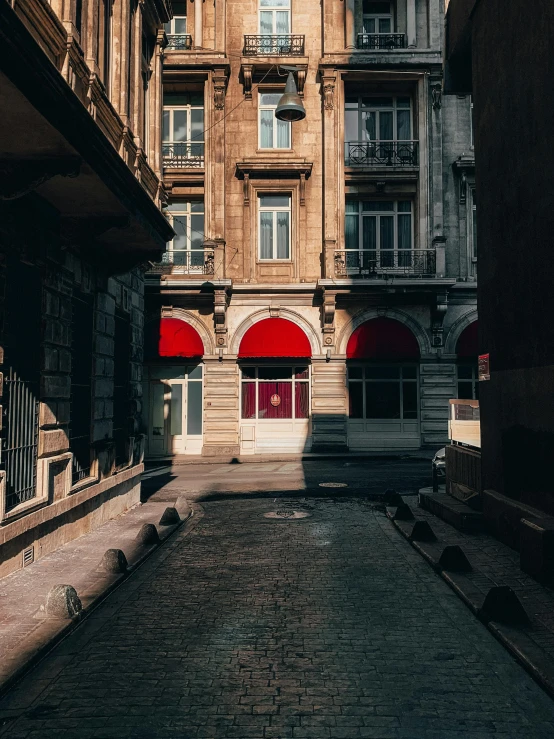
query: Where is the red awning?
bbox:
[456,321,478,357]
[157,317,204,358]
[346,318,420,359]
[238,317,312,358]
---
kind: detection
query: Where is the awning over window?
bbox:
[156,317,204,358]
[346,318,420,360]
[456,321,478,357]
[238,318,312,358]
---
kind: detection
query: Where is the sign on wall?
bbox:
[479,353,490,381]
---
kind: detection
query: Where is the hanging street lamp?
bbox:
[275,68,306,123]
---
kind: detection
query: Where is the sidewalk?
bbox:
[388,493,554,699]
[0,495,195,696]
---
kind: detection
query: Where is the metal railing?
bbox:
[166,34,193,50]
[243,35,305,56]
[356,33,406,50]
[345,141,419,167]
[149,248,215,275]
[162,143,205,169]
[3,369,39,512]
[334,249,436,278]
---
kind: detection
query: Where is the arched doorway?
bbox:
[145,317,204,457]
[346,317,421,450]
[456,321,478,399]
[238,317,312,453]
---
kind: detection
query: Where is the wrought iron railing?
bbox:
[149,248,215,275]
[356,33,406,50]
[334,249,436,278]
[166,34,193,50]
[162,143,205,169]
[243,35,305,56]
[345,141,418,167]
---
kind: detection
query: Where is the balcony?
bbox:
[166,34,193,50]
[243,35,305,56]
[162,143,204,169]
[148,248,214,276]
[356,33,406,50]
[345,141,418,168]
[334,249,436,279]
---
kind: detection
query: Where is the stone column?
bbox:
[407,0,417,47]
[322,71,338,278]
[147,30,165,177]
[310,359,348,452]
[345,0,356,48]
[428,0,442,49]
[419,361,456,446]
[194,0,203,48]
[202,358,240,456]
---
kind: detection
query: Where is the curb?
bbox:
[386,506,554,702]
[0,504,198,699]
[144,452,437,468]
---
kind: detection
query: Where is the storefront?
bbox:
[346,317,421,450]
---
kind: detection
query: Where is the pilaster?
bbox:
[310,359,348,452]
[202,358,240,456]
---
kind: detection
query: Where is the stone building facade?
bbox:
[144,0,478,459]
[0,0,173,575]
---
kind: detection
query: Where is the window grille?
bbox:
[69,294,94,486]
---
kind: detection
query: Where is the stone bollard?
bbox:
[136,523,160,547]
[175,496,192,518]
[384,489,404,507]
[45,585,82,619]
[478,586,531,627]
[159,507,180,526]
[438,545,472,572]
[393,503,415,521]
[409,520,437,542]
[99,549,128,573]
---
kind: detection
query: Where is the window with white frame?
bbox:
[162,92,204,165]
[362,1,393,34]
[259,0,291,35]
[163,201,205,269]
[258,195,291,260]
[259,92,291,149]
[164,1,187,35]
[345,200,412,269]
[345,96,412,143]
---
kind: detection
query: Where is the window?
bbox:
[164,200,205,271]
[348,365,418,420]
[345,200,412,269]
[113,310,131,467]
[457,364,479,400]
[362,1,393,34]
[258,195,291,260]
[470,188,477,260]
[162,92,204,165]
[241,366,309,420]
[70,293,94,486]
[259,92,291,149]
[164,1,187,34]
[345,96,412,143]
[259,0,291,35]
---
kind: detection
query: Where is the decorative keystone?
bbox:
[438,545,472,572]
[409,520,437,542]
[384,489,404,506]
[393,503,415,521]
[45,585,82,619]
[478,586,531,627]
[136,523,160,547]
[159,507,180,526]
[99,549,128,573]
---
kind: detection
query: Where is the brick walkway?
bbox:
[1,494,554,738]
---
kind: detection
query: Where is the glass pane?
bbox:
[362,216,376,251]
[379,18,391,33]
[363,17,376,33]
[276,10,290,34]
[173,215,188,250]
[242,366,256,380]
[276,118,290,148]
[380,215,394,249]
[258,382,292,419]
[403,366,417,379]
[242,382,256,418]
[366,382,400,419]
[260,195,290,207]
[261,93,281,106]
[363,201,394,212]
[345,108,359,142]
[397,110,411,140]
[173,110,188,142]
[260,110,274,148]
[162,110,170,141]
[348,382,364,418]
[348,367,363,379]
[379,111,393,140]
[277,211,290,259]
[345,214,359,250]
[398,201,411,212]
[187,381,203,435]
[397,97,411,108]
[188,364,203,379]
[166,200,189,212]
[191,201,204,213]
[151,383,165,436]
[295,382,309,419]
[191,108,204,141]
[259,212,273,259]
[190,214,204,250]
[260,11,273,34]
[260,0,290,5]
[362,111,376,141]
[367,97,393,107]
[366,366,400,379]
[295,367,309,379]
[398,214,412,255]
[402,382,418,419]
[258,367,291,380]
[346,200,359,214]
[174,17,187,34]
[170,384,183,436]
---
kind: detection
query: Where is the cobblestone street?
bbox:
[1,463,554,738]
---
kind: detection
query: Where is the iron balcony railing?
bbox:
[345,141,419,167]
[243,35,305,56]
[149,248,215,276]
[162,143,204,169]
[166,34,193,50]
[334,249,436,278]
[356,33,406,50]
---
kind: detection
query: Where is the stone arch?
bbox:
[230,308,322,357]
[444,309,478,356]
[337,307,432,357]
[145,308,215,356]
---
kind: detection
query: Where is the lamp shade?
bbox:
[275,72,306,122]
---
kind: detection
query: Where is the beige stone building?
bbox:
[144,0,478,458]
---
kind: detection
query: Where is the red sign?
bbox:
[479,353,490,381]
[270,394,281,407]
